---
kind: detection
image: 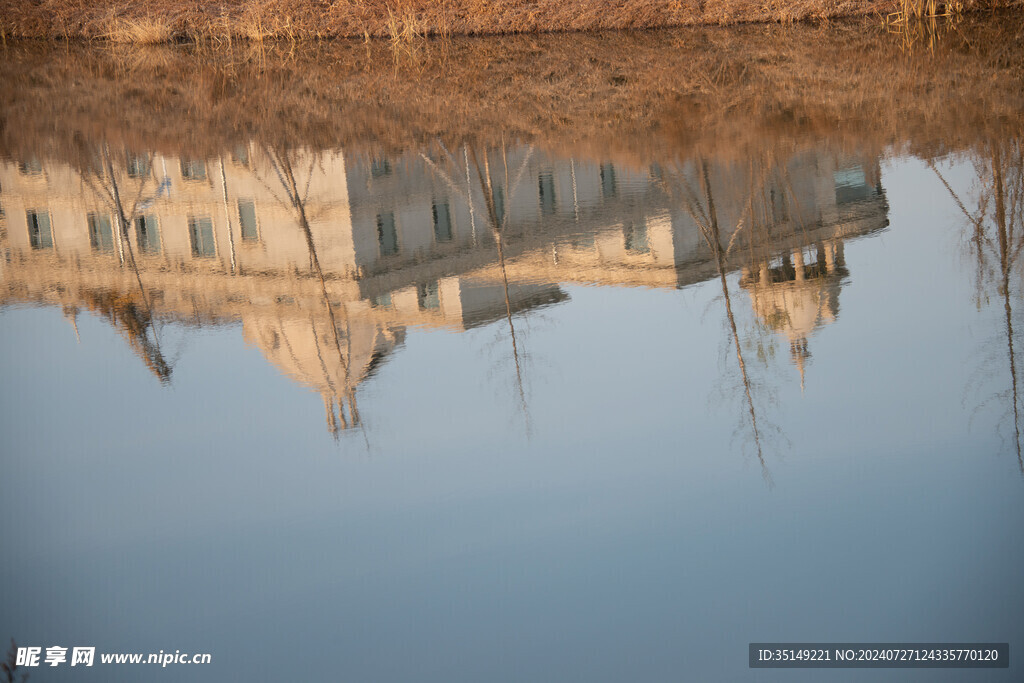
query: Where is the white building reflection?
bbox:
[0,144,887,431]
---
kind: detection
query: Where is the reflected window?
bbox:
[834,166,873,205]
[231,145,250,168]
[372,292,392,308]
[539,172,556,215]
[768,188,789,223]
[135,215,160,254]
[180,159,207,181]
[600,163,617,198]
[570,232,596,249]
[624,222,649,254]
[19,158,43,176]
[188,216,216,257]
[417,281,440,310]
[492,185,506,225]
[238,199,259,242]
[26,210,53,249]
[87,153,106,175]
[377,212,399,256]
[88,213,115,252]
[433,202,453,243]
[371,159,392,179]
[127,155,150,178]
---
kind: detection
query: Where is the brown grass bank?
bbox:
[0,0,1020,42]
[1,16,1022,172]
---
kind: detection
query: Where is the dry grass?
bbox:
[0,15,1021,171]
[886,0,964,25]
[385,5,427,45]
[101,16,175,44]
[0,0,1019,42]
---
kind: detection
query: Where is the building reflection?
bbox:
[733,160,883,388]
[741,241,846,389]
[0,142,888,434]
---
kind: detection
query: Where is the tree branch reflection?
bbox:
[934,139,1024,471]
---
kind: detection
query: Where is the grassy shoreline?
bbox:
[2,17,1021,168]
[0,0,1020,43]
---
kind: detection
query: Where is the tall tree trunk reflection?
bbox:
[700,160,770,485]
[424,140,535,434]
[81,145,171,382]
[261,146,361,438]
[933,140,1024,470]
[664,157,774,486]
[992,145,1023,472]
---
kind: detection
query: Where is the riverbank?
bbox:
[0,0,1020,42]
[2,17,1021,168]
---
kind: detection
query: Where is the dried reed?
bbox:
[0,0,1018,43]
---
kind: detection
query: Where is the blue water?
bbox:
[1,95,1022,682]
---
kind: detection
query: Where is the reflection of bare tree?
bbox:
[422,139,535,434]
[82,289,171,380]
[661,157,775,486]
[80,145,171,382]
[254,146,363,438]
[932,140,1024,470]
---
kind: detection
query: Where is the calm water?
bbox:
[2,20,1024,682]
